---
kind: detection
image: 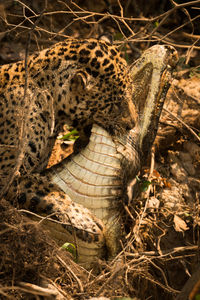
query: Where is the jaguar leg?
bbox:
[6,174,106,266]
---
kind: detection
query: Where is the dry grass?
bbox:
[0,1,200,299]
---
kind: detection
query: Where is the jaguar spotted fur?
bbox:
[0,38,178,265]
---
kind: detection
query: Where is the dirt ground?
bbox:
[0,1,200,299]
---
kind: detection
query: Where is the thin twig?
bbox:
[125,245,198,258]
[56,255,84,293]
[0,1,47,199]
[163,107,200,142]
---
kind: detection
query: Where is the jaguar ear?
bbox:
[98,33,113,45]
[70,71,88,91]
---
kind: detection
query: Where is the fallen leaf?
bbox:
[173,215,189,232]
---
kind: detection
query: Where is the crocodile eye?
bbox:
[125,124,132,131]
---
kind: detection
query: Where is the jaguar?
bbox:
[0,37,178,266]
[0,37,136,260]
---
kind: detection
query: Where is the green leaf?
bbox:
[140,180,151,192]
[136,175,141,182]
[61,242,77,258]
[195,294,200,300]
[59,129,79,141]
[136,176,151,191]
[189,67,200,78]
[114,32,124,41]
[154,21,159,27]
[124,48,129,64]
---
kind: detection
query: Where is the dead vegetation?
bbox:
[0,1,200,299]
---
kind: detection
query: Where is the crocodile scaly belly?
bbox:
[50,125,126,219]
[47,124,139,259]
